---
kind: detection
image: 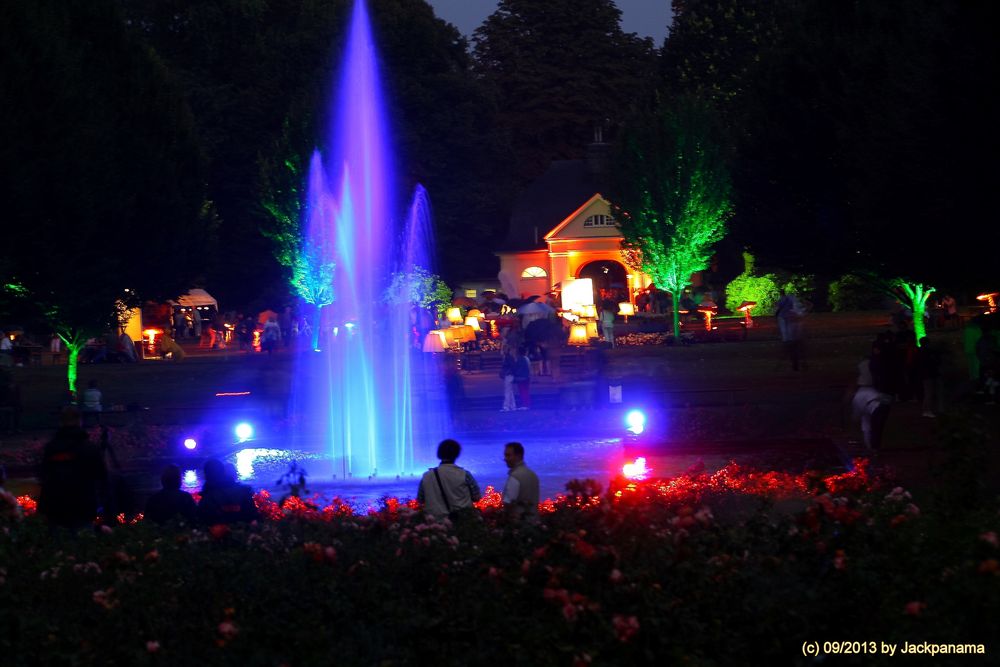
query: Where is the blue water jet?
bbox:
[293,0,450,478]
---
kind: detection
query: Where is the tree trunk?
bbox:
[310,304,324,351]
[672,288,682,340]
[66,343,82,396]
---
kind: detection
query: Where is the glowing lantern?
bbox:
[464,316,481,331]
[446,307,463,325]
[585,320,599,339]
[561,278,594,312]
[580,304,598,319]
[697,301,718,331]
[422,330,447,352]
[568,323,589,346]
[617,302,635,323]
[977,292,998,313]
[452,325,476,343]
[466,309,484,320]
[622,457,650,480]
[736,300,757,328]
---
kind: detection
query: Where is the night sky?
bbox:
[427,0,672,46]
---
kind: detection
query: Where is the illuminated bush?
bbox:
[724,252,780,314]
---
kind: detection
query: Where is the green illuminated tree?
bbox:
[609,99,732,339]
[290,240,336,351]
[893,280,934,346]
[384,267,452,318]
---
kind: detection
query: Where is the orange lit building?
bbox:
[495,140,652,304]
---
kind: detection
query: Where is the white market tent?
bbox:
[123,289,219,342]
[169,288,219,310]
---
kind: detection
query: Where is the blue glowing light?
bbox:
[183,437,197,450]
[235,422,254,442]
[625,410,646,435]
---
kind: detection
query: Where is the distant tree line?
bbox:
[3,0,996,373]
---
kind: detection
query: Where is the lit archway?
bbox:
[577,260,627,305]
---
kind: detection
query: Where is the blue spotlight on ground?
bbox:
[235,422,254,442]
[625,410,646,435]
[183,437,197,451]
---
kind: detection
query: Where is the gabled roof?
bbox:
[497,159,604,252]
[543,193,614,241]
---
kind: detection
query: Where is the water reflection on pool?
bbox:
[223,437,626,507]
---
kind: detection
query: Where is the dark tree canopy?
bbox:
[473,0,658,185]
[119,0,352,308]
[0,0,210,334]
[663,0,1000,293]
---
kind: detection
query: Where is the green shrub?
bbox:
[725,252,781,314]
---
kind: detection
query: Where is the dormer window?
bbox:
[521,266,547,278]
[583,214,614,228]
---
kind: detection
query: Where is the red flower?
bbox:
[208,524,230,540]
[146,641,160,653]
[903,601,926,616]
[978,559,999,575]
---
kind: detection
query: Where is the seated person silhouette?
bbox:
[197,458,259,524]
[144,464,197,524]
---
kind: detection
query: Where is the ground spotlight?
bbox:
[183,437,198,451]
[625,409,646,435]
[234,422,254,442]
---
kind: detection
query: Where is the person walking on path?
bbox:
[775,290,806,371]
[144,464,197,524]
[600,300,616,348]
[261,316,281,355]
[417,439,481,518]
[502,442,540,522]
[513,345,532,409]
[500,350,517,412]
[852,342,893,450]
[81,379,102,426]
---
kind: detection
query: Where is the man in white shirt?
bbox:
[502,442,539,521]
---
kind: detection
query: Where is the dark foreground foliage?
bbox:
[1,458,997,666]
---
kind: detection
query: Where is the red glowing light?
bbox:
[622,457,650,480]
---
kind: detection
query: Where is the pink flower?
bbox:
[609,568,624,584]
[612,614,640,642]
[561,603,578,622]
[980,531,999,547]
[146,641,160,653]
[903,601,926,616]
[217,621,239,640]
[833,549,847,570]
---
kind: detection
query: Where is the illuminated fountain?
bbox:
[290,0,449,478]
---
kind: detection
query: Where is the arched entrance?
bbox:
[577,260,628,305]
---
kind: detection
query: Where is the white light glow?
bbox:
[625,410,646,435]
[234,422,254,442]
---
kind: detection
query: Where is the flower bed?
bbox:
[1,460,996,665]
